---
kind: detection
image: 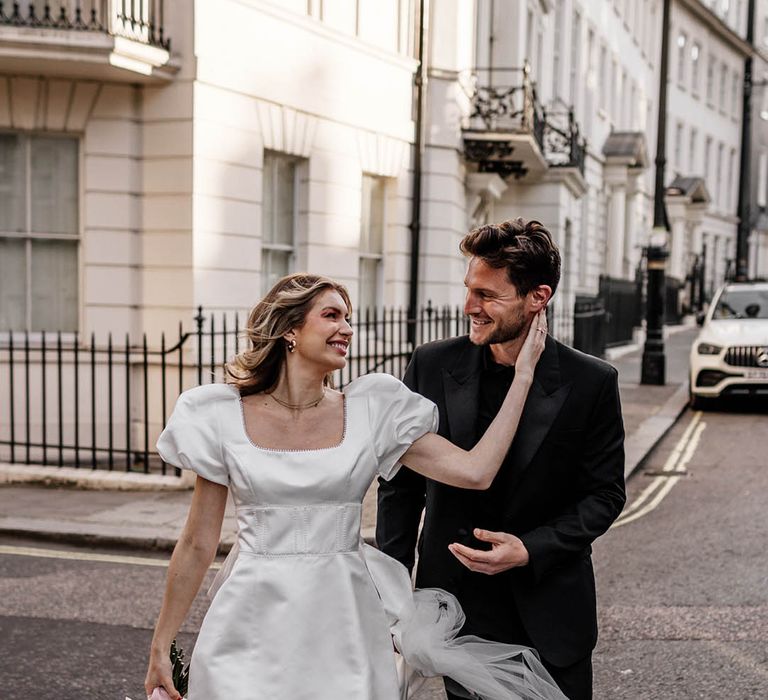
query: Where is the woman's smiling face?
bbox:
[289,289,353,372]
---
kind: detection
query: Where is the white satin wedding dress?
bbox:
[157,373,565,700]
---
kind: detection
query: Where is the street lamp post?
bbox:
[736,0,756,281]
[641,0,672,385]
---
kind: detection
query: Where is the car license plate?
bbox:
[744,369,768,379]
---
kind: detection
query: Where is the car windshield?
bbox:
[712,289,768,320]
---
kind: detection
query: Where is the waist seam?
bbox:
[237,546,361,559]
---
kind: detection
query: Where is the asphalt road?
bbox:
[0,399,766,700]
[593,398,768,699]
[0,538,210,700]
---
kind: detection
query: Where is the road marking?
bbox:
[0,544,222,569]
[612,411,706,529]
[619,412,702,518]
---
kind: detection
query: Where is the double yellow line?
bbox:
[612,411,706,529]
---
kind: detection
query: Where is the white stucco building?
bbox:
[665,0,749,304]
[1,0,766,343]
[2,0,768,468]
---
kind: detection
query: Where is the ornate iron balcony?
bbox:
[0,0,169,49]
[462,65,586,179]
[540,106,587,176]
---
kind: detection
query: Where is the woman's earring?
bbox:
[287,338,297,353]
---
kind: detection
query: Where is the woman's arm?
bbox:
[400,311,547,490]
[145,476,228,699]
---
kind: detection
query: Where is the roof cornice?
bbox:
[676,0,753,58]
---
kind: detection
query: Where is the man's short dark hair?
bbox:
[459,218,561,297]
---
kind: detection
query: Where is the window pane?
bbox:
[31,137,78,234]
[360,176,373,251]
[275,157,295,246]
[261,248,291,296]
[360,175,385,255]
[359,257,381,312]
[30,239,78,331]
[262,153,295,247]
[262,156,275,244]
[0,134,26,232]
[0,238,27,330]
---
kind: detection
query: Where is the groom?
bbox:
[376,218,626,699]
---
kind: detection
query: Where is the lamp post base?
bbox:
[641,243,668,386]
[641,347,667,385]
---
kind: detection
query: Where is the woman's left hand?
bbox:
[515,310,548,379]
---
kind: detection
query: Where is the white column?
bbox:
[664,197,691,281]
[623,174,643,278]
[668,217,687,280]
[606,183,626,278]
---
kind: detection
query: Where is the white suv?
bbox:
[689,281,768,408]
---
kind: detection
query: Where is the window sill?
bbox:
[0,331,80,349]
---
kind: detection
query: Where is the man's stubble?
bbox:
[470,306,529,346]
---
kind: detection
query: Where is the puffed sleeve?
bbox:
[348,373,438,481]
[156,385,229,486]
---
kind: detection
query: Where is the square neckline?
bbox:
[229,384,349,453]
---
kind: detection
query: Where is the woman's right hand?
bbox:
[515,309,548,379]
[145,649,182,700]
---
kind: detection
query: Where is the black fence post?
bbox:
[91,332,97,469]
[195,306,204,386]
[108,332,114,470]
[8,332,15,464]
[41,330,47,466]
[57,331,64,467]
[124,333,131,471]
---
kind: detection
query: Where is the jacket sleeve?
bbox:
[375,349,429,573]
[518,366,626,583]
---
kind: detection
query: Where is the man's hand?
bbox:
[448,528,529,574]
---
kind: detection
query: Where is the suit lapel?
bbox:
[441,342,484,450]
[505,337,571,481]
[439,337,570,476]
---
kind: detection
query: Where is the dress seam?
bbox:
[237,549,360,559]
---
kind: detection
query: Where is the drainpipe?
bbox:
[408,0,429,348]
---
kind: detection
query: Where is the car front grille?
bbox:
[724,345,768,367]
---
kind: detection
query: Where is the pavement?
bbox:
[0,324,698,554]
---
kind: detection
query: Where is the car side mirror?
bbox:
[696,311,706,326]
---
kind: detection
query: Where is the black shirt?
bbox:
[458,347,528,639]
[474,347,516,527]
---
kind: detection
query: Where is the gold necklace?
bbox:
[269,390,326,411]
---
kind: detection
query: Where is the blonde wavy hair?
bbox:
[225,273,352,396]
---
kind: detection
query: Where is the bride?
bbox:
[144,272,564,700]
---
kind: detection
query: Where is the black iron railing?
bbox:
[462,66,587,178]
[462,64,543,179]
[573,295,607,359]
[0,304,468,474]
[686,254,707,313]
[465,65,541,135]
[599,275,642,347]
[541,107,587,176]
[0,1,170,49]
[665,276,684,325]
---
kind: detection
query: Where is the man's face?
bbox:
[463,257,530,346]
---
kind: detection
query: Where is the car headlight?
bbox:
[697,343,722,355]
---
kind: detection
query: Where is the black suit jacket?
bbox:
[376,335,626,667]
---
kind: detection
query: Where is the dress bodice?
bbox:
[156,373,439,549]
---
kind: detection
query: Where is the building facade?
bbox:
[2,0,766,341]
[2,0,768,467]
